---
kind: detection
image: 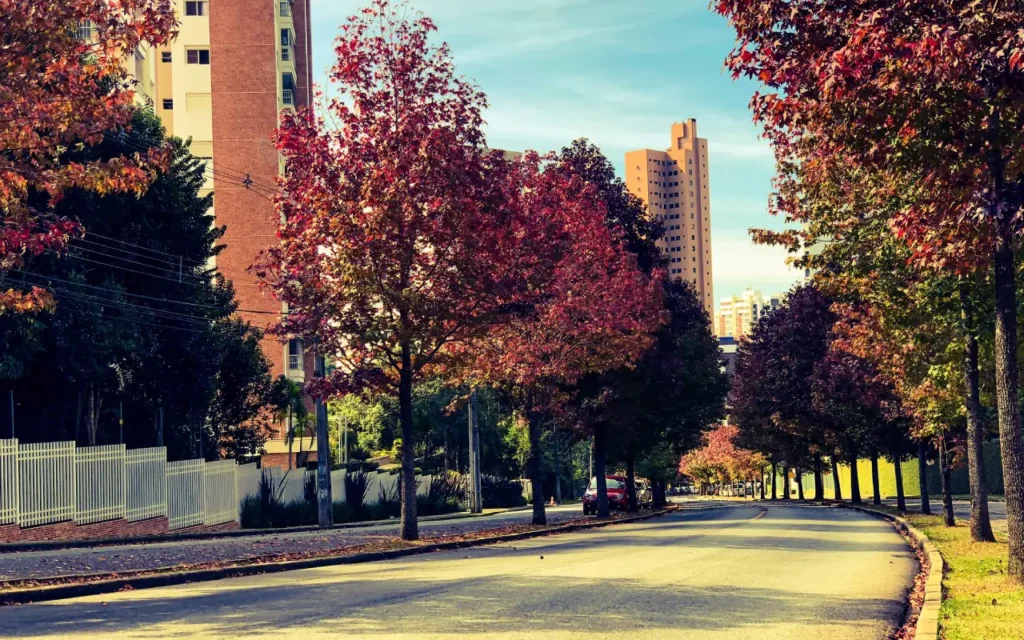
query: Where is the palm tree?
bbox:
[273,380,312,469]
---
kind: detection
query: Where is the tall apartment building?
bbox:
[131,0,314,466]
[625,119,714,318]
[715,289,783,339]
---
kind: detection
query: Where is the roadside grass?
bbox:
[873,505,1023,640]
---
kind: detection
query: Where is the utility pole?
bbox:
[314,345,333,527]
[467,389,482,513]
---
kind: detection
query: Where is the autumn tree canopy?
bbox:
[1,0,176,312]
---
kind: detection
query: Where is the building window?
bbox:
[76,20,94,41]
[281,47,290,61]
[162,99,173,110]
[281,29,292,46]
[282,89,294,105]
[185,1,208,16]
[161,51,172,62]
[187,49,210,64]
[280,1,291,16]
[288,339,303,370]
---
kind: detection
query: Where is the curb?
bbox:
[0,507,676,605]
[839,504,943,640]
[0,507,537,554]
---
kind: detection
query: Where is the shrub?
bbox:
[368,477,401,520]
[482,475,526,508]
[303,471,317,504]
[345,470,370,519]
[240,471,319,528]
[332,500,355,523]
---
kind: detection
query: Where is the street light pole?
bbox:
[467,389,482,513]
[313,344,333,527]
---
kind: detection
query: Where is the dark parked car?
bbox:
[582,475,629,514]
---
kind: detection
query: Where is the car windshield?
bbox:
[588,478,624,490]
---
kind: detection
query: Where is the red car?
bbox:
[582,475,628,515]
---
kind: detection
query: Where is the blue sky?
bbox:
[308,0,803,300]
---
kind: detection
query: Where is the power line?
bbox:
[3,281,211,334]
[113,135,281,194]
[10,268,288,316]
[62,253,208,285]
[44,285,216,326]
[83,231,205,265]
[77,236,201,269]
[69,245,207,283]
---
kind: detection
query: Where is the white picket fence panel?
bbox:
[167,459,204,530]
[126,447,167,522]
[204,459,237,526]
[0,439,17,525]
[17,441,76,527]
[75,444,126,524]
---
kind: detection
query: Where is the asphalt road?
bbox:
[0,503,586,581]
[886,498,1008,532]
[0,504,917,639]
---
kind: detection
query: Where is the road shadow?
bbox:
[1,571,904,638]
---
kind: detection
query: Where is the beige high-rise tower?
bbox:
[625,119,714,317]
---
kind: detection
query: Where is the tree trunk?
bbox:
[86,385,102,446]
[653,480,666,507]
[831,456,843,501]
[892,445,907,512]
[75,386,84,444]
[939,436,955,527]
[156,404,164,448]
[871,450,882,505]
[993,225,1024,580]
[796,468,804,500]
[625,455,638,512]
[594,423,609,518]
[849,450,862,504]
[527,411,546,524]
[781,464,790,500]
[814,455,824,501]
[960,282,996,541]
[771,461,777,500]
[759,470,765,500]
[918,441,931,515]
[398,345,418,541]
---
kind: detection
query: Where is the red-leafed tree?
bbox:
[680,424,763,494]
[1,0,176,313]
[257,1,583,541]
[717,0,1024,580]
[457,157,664,525]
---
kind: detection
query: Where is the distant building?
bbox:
[719,336,738,376]
[625,118,714,318]
[715,289,782,339]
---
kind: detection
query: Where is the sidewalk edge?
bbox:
[0,507,675,605]
[840,504,943,640]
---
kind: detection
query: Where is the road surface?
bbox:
[0,503,586,581]
[0,504,917,639]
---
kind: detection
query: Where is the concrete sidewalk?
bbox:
[0,503,585,583]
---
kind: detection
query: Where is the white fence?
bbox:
[75,444,126,524]
[126,447,167,522]
[204,460,237,526]
[167,459,205,530]
[0,439,246,536]
[0,439,17,525]
[18,441,76,527]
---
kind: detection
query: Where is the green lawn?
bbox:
[882,508,1024,640]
